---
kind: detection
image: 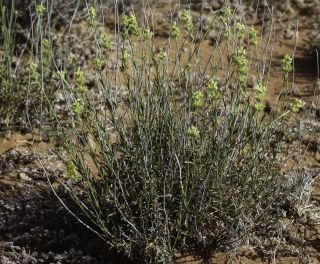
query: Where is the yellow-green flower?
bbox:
[187,125,200,138]
[36,4,45,16]
[121,13,141,39]
[237,74,247,85]
[66,161,78,180]
[181,10,193,35]
[249,26,258,46]
[95,58,103,71]
[142,28,153,42]
[220,5,231,24]
[89,6,96,27]
[254,82,267,111]
[193,91,204,107]
[207,79,220,100]
[232,47,248,73]
[232,46,249,84]
[289,98,305,113]
[220,5,232,39]
[121,50,130,63]
[235,22,245,40]
[255,82,267,101]
[41,39,51,67]
[102,33,112,50]
[171,21,180,40]
[158,51,167,63]
[254,101,265,111]
[75,67,88,94]
[28,60,40,84]
[72,100,84,116]
[281,54,293,81]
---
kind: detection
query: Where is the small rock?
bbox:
[283,28,294,39]
[210,0,223,10]
[302,134,318,152]
[3,241,14,249]
[18,172,31,181]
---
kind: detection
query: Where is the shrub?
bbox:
[0,1,56,134]
[48,2,308,263]
[0,0,18,132]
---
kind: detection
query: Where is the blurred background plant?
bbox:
[0,0,19,133]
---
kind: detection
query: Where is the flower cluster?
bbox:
[95,58,103,71]
[102,33,112,50]
[72,100,84,117]
[207,79,220,100]
[41,39,51,67]
[28,60,40,85]
[192,91,204,108]
[220,5,232,39]
[120,49,130,69]
[235,22,245,40]
[142,28,153,43]
[66,161,78,180]
[36,4,45,16]
[158,51,167,63]
[171,21,180,41]
[249,26,258,46]
[121,13,141,39]
[254,82,267,111]
[75,67,88,94]
[289,98,305,113]
[71,67,87,117]
[89,6,97,27]
[181,10,193,35]
[187,125,200,138]
[281,54,293,81]
[232,46,249,84]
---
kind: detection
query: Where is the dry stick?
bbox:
[63,0,80,38]
[291,20,299,97]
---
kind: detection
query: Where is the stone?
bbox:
[210,0,223,10]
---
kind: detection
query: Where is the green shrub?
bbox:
[49,3,307,263]
[0,0,18,131]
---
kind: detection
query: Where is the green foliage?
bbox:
[0,0,19,131]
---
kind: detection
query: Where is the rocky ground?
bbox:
[1,0,320,263]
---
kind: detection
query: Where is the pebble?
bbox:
[18,172,31,181]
